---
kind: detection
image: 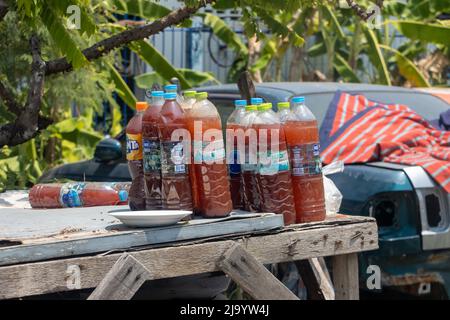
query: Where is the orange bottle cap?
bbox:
[136,101,148,111]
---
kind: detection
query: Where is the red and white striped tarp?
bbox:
[320,91,450,193]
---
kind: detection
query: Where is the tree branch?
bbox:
[45,0,214,76]
[0,35,51,147]
[345,0,383,21]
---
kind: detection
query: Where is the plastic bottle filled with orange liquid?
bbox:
[126,101,148,210]
[142,91,165,210]
[255,103,296,225]
[241,104,260,212]
[282,97,326,223]
[226,99,247,209]
[186,92,232,217]
[158,92,193,211]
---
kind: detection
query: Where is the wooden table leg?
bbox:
[88,253,152,300]
[217,243,299,300]
[332,253,359,300]
[295,258,335,300]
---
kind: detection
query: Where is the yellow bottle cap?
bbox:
[195,92,208,100]
[261,103,272,111]
[277,102,290,109]
[184,90,197,98]
[246,105,257,111]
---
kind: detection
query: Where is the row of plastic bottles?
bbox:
[226,97,326,224]
[29,88,325,224]
[126,85,232,218]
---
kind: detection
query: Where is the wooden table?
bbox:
[0,206,378,300]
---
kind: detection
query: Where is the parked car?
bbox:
[39,82,450,299]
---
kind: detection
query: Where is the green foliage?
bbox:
[379,45,430,88]
[334,53,360,83]
[135,69,220,89]
[199,13,248,54]
[390,21,450,46]
[363,26,391,86]
[128,40,192,89]
[105,61,138,109]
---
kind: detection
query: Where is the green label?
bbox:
[258,150,290,175]
[143,139,161,173]
[193,140,225,164]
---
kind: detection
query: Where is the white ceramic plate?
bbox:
[109,209,192,228]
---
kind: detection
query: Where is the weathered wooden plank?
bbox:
[0,214,283,266]
[88,253,152,300]
[332,253,359,300]
[218,243,298,300]
[0,220,377,299]
[296,258,335,300]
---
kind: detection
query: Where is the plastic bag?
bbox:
[322,161,344,215]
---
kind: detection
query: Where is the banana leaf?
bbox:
[334,53,360,83]
[128,40,191,89]
[199,13,248,54]
[379,45,430,88]
[135,69,220,89]
[104,61,138,109]
[390,20,450,46]
[363,26,391,86]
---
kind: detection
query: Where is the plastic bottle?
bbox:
[240,104,260,212]
[158,92,193,211]
[142,91,165,210]
[283,96,326,223]
[186,92,232,217]
[255,103,296,225]
[277,102,294,123]
[126,101,148,210]
[182,90,197,111]
[226,99,247,209]
[29,182,130,208]
[164,84,184,106]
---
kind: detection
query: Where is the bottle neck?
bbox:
[152,96,164,104]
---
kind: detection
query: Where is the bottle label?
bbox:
[289,143,322,176]
[229,149,241,175]
[143,138,161,173]
[161,141,187,174]
[126,133,143,161]
[59,183,86,207]
[193,140,226,164]
[258,150,290,175]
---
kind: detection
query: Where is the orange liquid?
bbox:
[186,117,232,217]
[241,122,260,212]
[158,99,193,211]
[227,123,244,209]
[126,112,146,210]
[255,123,296,225]
[142,102,163,210]
[29,183,130,208]
[283,120,326,223]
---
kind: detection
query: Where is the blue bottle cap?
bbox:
[151,91,164,97]
[292,96,305,103]
[250,97,263,105]
[164,84,177,91]
[164,92,177,100]
[234,99,247,107]
[118,190,128,202]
